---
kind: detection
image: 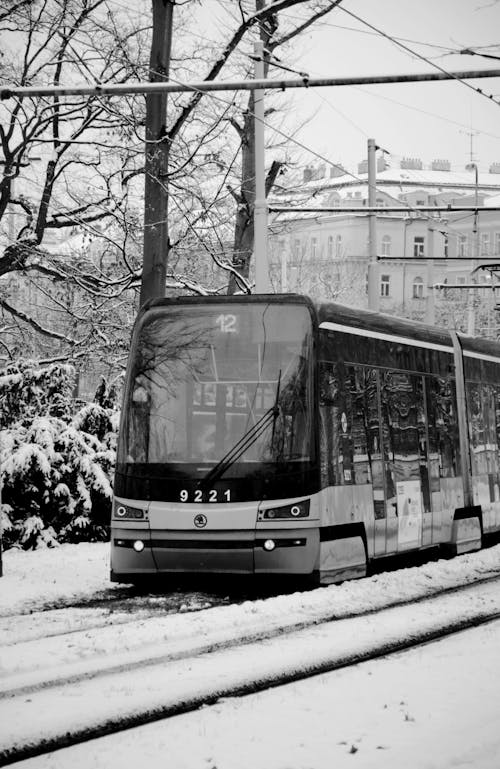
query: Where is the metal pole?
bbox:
[467,163,479,334]
[367,138,379,311]
[426,228,436,324]
[254,41,271,293]
[3,68,500,100]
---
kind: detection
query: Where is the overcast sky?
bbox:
[44,0,499,176]
[277,0,500,173]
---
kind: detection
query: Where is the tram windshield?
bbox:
[118,302,315,484]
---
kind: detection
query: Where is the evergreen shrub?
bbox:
[0,362,119,549]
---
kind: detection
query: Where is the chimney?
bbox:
[431,159,451,172]
[489,162,500,174]
[303,166,313,183]
[400,157,423,170]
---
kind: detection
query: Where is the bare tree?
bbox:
[0,0,346,370]
[0,1,152,364]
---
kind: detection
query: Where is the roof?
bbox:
[278,168,500,197]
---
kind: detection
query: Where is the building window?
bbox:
[327,235,334,258]
[412,277,424,299]
[311,237,318,259]
[413,236,425,258]
[495,233,500,255]
[443,236,449,259]
[381,235,391,256]
[335,234,343,257]
[293,239,301,259]
[380,274,390,297]
[458,235,467,258]
[481,233,490,256]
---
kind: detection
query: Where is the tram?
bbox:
[111,294,500,584]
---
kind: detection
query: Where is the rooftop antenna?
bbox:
[460,127,479,164]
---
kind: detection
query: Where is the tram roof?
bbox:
[459,332,500,361]
[143,294,500,360]
[316,301,453,349]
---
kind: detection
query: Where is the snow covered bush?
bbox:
[0,363,119,550]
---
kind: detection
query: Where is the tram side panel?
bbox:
[317,326,466,574]
[463,352,500,538]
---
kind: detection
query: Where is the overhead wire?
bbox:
[3,3,497,263]
[146,63,489,253]
[2,59,486,258]
[337,5,500,107]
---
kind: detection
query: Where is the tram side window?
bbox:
[319,361,354,486]
[467,382,498,476]
[495,387,500,470]
[483,385,498,475]
[347,365,377,486]
[427,377,458,478]
[380,371,425,504]
[467,382,486,475]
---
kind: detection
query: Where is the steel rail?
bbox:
[2,575,500,765]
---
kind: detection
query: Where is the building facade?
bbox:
[269,162,500,336]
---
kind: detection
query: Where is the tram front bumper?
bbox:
[110,527,157,580]
[112,527,319,577]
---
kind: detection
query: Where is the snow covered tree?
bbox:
[0,361,118,549]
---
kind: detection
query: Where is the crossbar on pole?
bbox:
[2,68,500,100]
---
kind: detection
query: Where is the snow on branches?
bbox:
[0,363,118,550]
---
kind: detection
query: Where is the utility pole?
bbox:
[367,138,379,311]
[253,40,271,293]
[426,228,436,324]
[140,0,174,308]
[466,162,479,334]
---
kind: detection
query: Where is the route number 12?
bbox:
[215,314,237,333]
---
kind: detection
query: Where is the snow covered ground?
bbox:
[2,543,500,768]
[16,617,500,769]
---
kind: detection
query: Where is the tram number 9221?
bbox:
[179,489,232,503]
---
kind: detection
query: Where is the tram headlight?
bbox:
[263,539,276,551]
[259,499,310,521]
[133,540,145,552]
[113,501,147,520]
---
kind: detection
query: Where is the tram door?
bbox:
[378,371,431,554]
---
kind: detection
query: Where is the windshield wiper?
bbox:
[199,373,281,490]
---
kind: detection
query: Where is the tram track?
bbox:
[2,576,500,766]
[2,564,500,696]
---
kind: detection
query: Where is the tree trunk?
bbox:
[140,0,174,307]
